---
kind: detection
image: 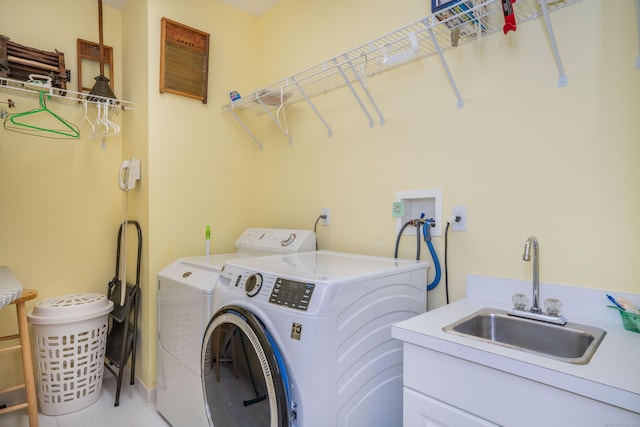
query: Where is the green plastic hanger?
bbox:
[4,91,80,139]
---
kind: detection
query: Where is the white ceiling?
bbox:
[102,0,280,16]
[221,0,280,16]
[102,0,127,9]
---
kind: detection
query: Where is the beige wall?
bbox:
[251,0,640,307]
[1,0,638,396]
[0,0,124,389]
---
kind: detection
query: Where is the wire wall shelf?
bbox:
[222,0,582,150]
[0,76,132,140]
[0,76,132,108]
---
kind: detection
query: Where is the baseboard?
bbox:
[134,372,157,406]
[108,364,157,406]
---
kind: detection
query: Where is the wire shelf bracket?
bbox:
[345,54,385,127]
[226,107,263,151]
[291,76,333,137]
[427,21,464,110]
[255,91,292,146]
[540,0,568,87]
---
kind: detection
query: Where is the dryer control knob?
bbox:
[281,233,296,246]
[245,273,263,297]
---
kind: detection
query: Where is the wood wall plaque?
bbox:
[77,38,114,94]
[160,18,210,104]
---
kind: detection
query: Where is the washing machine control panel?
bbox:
[269,278,315,311]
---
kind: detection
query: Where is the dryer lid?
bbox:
[158,254,241,293]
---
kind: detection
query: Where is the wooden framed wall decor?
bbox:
[77,38,114,94]
[160,18,210,104]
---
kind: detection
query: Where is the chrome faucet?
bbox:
[522,236,542,314]
[510,236,566,325]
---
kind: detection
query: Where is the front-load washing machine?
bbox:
[202,250,429,426]
[157,228,315,427]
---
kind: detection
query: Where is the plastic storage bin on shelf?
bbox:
[27,293,114,415]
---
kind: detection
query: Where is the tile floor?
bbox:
[2,370,169,427]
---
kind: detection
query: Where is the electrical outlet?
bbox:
[451,206,467,231]
[321,208,331,226]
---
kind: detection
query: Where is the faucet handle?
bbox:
[544,298,563,317]
[512,293,529,311]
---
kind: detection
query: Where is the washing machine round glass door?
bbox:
[202,305,292,427]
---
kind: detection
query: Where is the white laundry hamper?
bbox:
[27,293,114,415]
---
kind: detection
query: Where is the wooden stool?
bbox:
[0,289,38,427]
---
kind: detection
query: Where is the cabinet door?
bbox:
[404,387,499,427]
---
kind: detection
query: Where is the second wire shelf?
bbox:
[223,0,581,150]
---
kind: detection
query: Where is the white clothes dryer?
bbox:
[157,228,315,427]
[202,250,428,426]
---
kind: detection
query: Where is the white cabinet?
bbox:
[401,342,640,427]
[404,387,498,427]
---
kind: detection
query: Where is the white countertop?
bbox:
[392,275,640,414]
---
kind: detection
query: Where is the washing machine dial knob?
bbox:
[245,273,263,297]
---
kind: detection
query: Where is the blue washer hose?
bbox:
[423,219,441,291]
